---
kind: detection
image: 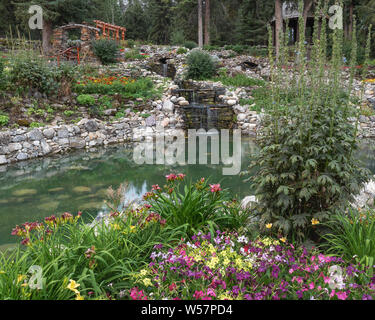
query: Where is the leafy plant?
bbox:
[92,39,119,65]
[247,1,372,243]
[176,47,188,55]
[77,94,96,106]
[212,74,265,87]
[322,209,375,266]
[0,114,9,127]
[145,175,233,237]
[183,41,198,50]
[186,50,217,80]
[170,30,185,45]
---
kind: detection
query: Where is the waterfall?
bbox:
[162,63,168,77]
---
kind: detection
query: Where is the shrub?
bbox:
[124,50,147,60]
[248,3,372,243]
[184,41,198,50]
[126,39,136,48]
[91,39,119,65]
[77,94,95,106]
[170,30,185,45]
[0,114,9,127]
[213,74,265,87]
[0,57,5,88]
[186,50,217,80]
[322,208,375,266]
[176,47,188,55]
[9,53,60,95]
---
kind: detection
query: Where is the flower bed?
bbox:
[1,174,374,300]
[130,232,374,300]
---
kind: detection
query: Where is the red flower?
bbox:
[209,184,222,193]
[166,174,177,182]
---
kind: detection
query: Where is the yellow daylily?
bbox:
[266,223,272,229]
[67,279,80,294]
[280,237,287,243]
[311,218,320,226]
[75,293,84,300]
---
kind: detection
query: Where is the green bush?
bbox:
[183,41,198,50]
[126,39,136,48]
[176,47,188,55]
[186,50,217,80]
[77,94,96,106]
[9,54,60,95]
[0,114,9,127]
[322,209,375,266]
[170,30,185,45]
[248,5,372,243]
[92,39,119,65]
[213,74,265,87]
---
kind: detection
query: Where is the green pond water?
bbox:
[0,138,375,247]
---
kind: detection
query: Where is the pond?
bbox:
[1,138,375,248]
[0,137,257,247]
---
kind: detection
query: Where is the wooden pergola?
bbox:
[93,20,126,42]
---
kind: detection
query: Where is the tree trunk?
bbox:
[198,0,203,47]
[348,1,354,40]
[42,20,53,54]
[275,0,282,58]
[204,0,210,46]
[303,0,313,30]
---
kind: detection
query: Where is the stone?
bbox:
[41,141,51,155]
[0,155,7,165]
[237,113,248,122]
[85,120,99,132]
[16,152,29,161]
[178,100,190,106]
[0,132,11,145]
[162,100,174,113]
[145,115,156,126]
[12,189,37,196]
[8,143,22,152]
[241,196,258,209]
[227,99,237,106]
[27,129,43,141]
[161,118,170,127]
[43,128,55,139]
[69,138,86,149]
[103,109,117,116]
[57,128,69,139]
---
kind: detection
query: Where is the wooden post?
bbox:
[77,47,80,65]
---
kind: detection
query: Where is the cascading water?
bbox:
[162,63,168,77]
[173,83,234,130]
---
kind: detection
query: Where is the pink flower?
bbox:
[166,174,177,182]
[329,290,336,298]
[289,268,294,274]
[152,184,161,191]
[209,184,222,193]
[309,282,315,290]
[206,288,216,297]
[177,173,186,180]
[336,291,348,300]
[169,283,177,291]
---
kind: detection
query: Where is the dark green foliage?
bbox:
[8,54,75,96]
[184,41,198,50]
[248,2,372,243]
[186,50,217,80]
[91,39,119,65]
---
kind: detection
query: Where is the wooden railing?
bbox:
[50,47,80,66]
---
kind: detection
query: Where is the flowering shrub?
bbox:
[144,175,243,236]
[129,231,375,300]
